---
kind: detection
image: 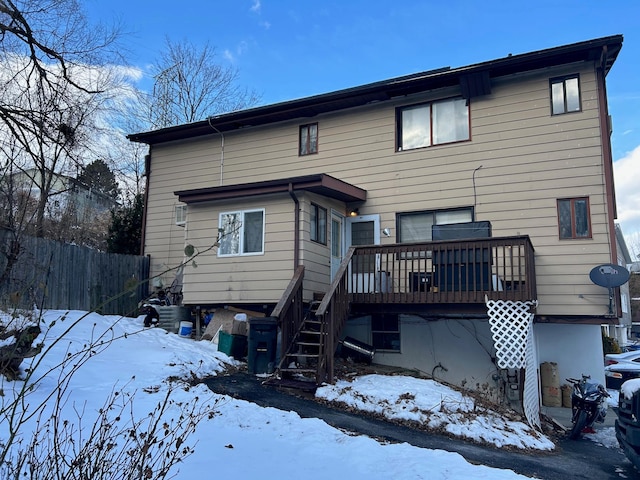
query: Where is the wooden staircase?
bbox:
[277,301,324,388]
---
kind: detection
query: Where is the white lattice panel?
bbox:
[486,300,535,368]
[487,299,540,429]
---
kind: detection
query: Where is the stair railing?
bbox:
[315,247,355,384]
[271,265,305,367]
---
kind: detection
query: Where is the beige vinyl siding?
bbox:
[299,193,347,298]
[145,61,613,315]
[181,195,295,304]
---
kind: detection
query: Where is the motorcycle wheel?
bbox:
[569,410,588,440]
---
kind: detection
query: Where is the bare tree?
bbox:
[0,0,124,292]
[149,38,261,128]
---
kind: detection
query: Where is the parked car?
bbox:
[605,351,640,389]
[615,379,640,471]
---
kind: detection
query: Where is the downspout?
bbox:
[288,183,300,270]
[141,152,151,256]
[596,46,621,317]
[207,117,225,186]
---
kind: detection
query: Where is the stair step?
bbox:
[286,352,319,359]
[280,366,316,374]
[264,377,318,392]
[300,330,322,336]
[297,341,320,347]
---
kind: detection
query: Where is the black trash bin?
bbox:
[247,317,278,374]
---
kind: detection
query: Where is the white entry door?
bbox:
[330,211,345,281]
[345,214,380,293]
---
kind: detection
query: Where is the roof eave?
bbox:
[129,35,623,146]
[175,173,367,205]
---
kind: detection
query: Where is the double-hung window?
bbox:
[397,98,469,151]
[557,197,591,239]
[218,209,265,256]
[310,203,327,244]
[299,123,318,155]
[550,75,581,115]
[397,208,473,243]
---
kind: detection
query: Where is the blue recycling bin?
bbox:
[247,317,278,374]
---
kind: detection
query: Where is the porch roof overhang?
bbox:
[128,35,623,146]
[174,173,367,205]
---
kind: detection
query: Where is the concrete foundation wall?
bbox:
[343,315,502,401]
[535,323,605,386]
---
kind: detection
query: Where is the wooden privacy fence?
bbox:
[0,231,149,315]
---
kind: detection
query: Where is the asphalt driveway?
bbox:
[204,372,636,480]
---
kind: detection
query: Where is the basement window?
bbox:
[371,313,400,352]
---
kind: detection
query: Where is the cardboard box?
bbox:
[202,308,248,340]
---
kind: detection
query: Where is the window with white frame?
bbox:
[397,98,469,151]
[175,205,187,226]
[550,75,581,115]
[218,209,265,256]
[397,208,473,243]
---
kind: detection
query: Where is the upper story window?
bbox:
[397,98,469,151]
[175,205,187,226]
[299,123,318,155]
[557,197,591,239]
[550,75,581,115]
[397,207,473,242]
[218,208,265,256]
[310,203,327,244]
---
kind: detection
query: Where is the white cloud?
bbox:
[614,145,640,246]
[250,0,261,13]
[223,49,234,62]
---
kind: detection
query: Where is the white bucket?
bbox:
[178,321,192,338]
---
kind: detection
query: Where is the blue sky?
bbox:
[86,0,640,248]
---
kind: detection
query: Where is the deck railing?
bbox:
[349,236,536,304]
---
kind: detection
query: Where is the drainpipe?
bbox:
[140,152,151,256]
[207,117,225,186]
[288,183,300,270]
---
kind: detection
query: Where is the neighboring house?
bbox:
[605,223,633,346]
[130,36,625,420]
[12,168,117,221]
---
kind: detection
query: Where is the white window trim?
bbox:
[175,204,187,226]
[217,208,265,257]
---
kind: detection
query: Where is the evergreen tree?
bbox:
[107,194,144,255]
[77,159,121,199]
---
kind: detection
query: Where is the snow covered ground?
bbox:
[0,310,621,479]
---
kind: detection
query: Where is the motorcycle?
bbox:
[566,374,610,439]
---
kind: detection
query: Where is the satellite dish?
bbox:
[589,263,630,288]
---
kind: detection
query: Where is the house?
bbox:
[129,36,627,421]
[11,168,117,221]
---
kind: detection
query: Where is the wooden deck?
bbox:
[274,236,536,385]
